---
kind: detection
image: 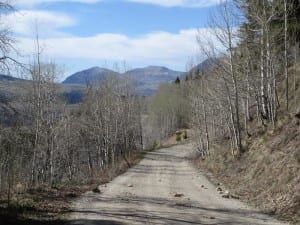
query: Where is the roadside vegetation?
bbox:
[0,3,146,222]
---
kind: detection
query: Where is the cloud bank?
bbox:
[16,29,208,71]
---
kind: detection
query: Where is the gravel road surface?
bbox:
[68,144,288,225]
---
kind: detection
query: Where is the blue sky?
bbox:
[7,0,221,80]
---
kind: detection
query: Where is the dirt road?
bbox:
[68,144,288,225]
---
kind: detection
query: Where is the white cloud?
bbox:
[14,0,103,7]
[124,0,221,8]
[4,10,75,37]
[17,28,209,71]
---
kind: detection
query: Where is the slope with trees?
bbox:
[146,0,299,223]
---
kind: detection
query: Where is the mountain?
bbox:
[63,66,184,96]
[124,66,183,95]
[63,67,119,85]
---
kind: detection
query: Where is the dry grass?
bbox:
[195,116,300,224]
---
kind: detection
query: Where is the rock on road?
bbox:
[68,144,288,225]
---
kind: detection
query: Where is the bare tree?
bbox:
[198,0,243,154]
[0,1,22,72]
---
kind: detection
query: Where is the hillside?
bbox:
[194,114,300,224]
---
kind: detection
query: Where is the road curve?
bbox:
[68,144,288,225]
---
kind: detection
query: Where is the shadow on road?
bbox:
[0,216,125,225]
[64,194,273,225]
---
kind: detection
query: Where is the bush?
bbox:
[175,131,182,142]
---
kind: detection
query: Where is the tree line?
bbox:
[0,61,143,205]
